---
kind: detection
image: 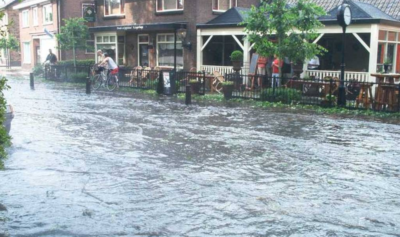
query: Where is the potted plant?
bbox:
[230,50,243,72]
[189,79,201,94]
[321,94,336,107]
[222,81,234,99]
[383,58,392,73]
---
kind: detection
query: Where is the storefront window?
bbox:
[96,35,118,62]
[118,36,125,65]
[157,34,183,67]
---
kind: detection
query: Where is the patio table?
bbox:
[370,73,400,111]
[286,80,332,98]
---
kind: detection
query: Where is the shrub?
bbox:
[222,81,234,86]
[57,59,95,66]
[32,64,44,76]
[260,88,302,103]
[230,50,243,61]
[0,77,11,169]
[69,72,88,83]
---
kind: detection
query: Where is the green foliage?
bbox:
[145,79,156,88]
[260,88,302,103]
[32,64,44,76]
[0,34,19,51]
[222,81,234,86]
[0,77,11,169]
[242,0,327,74]
[230,50,243,61]
[57,59,95,66]
[189,79,200,84]
[384,57,392,65]
[68,72,88,83]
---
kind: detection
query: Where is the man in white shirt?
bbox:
[308,56,320,70]
[99,52,119,87]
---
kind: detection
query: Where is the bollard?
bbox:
[86,77,91,94]
[185,85,191,105]
[30,72,34,90]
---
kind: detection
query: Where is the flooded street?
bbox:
[1,78,400,236]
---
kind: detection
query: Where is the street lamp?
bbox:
[177,27,192,50]
[337,3,352,106]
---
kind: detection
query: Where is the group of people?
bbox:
[252,54,320,89]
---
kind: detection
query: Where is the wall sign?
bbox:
[83,4,96,22]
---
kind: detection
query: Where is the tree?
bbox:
[242,0,327,76]
[56,18,90,68]
[0,34,19,67]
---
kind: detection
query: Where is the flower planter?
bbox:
[190,82,201,94]
[223,85,234,100]
[232,60,242,72]
[384,64,392,73]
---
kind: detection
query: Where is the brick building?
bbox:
[90,0,261,70]
[13,0,95,69]
[0,0,21,67]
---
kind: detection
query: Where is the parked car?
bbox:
[3,105,14,134]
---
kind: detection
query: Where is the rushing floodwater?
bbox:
[0,78,400,237]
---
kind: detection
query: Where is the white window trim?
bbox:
[42,4,53,24]
[156,0,184,12]
[156,33,183,68]
[23,41,31,64]
[104,0,125,17]
[22,10,29,28]
[137,34,149,66]
[212,0,237,12]
[32,7,38,26]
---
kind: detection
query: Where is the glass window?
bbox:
[43,4,53,23]
[33,7,38,26]
[377,43,385,64]
[22,10,29,27]
[387,44,395,66]
[86,40,95,54]
[104,0,125,16]
[96,36,102,43]
[213,0,237,11]
[118,43,124,65]
[103,36,109,43]
[157,0,184,11]
[97,44,116,61]
[139,35,149,43]
[157,33,183,67]
[110,36,116,42]
[23,42,31,64]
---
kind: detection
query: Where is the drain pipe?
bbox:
[57,0,62,61]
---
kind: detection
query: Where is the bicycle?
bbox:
[91,65,119,91]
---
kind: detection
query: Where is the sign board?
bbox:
[249,53,259,75]
[83,4,96,22]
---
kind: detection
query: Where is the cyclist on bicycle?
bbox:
[99,52,119,87]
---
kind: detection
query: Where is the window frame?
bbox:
[42,4,53,24]
[156,33,183,68]
[22,10,29,28]
[32,7,38,26]
[104,0,125,17]
[23,41,31,64]
[156,0,184,13]
[212,0,237,12]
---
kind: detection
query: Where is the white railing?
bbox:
[304,70,369,82]
[201,65,236,75]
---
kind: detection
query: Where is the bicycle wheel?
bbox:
[92,74,102,90]
[106,75,118,91]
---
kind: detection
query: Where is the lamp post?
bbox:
[337,3,352,106]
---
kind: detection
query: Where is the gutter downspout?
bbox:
[57,0,61,60]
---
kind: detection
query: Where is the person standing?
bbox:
[272,55,282,88]
[44,49,57,65]
[256,56,267,88]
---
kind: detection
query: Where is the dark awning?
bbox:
[89,22,188,33]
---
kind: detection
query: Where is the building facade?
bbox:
[13,0,95,69]
[90,0,261,70]
[0,0,21,67]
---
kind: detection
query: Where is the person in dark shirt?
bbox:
[45,49,57,65]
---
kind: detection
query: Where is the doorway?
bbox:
[138,34,149,67]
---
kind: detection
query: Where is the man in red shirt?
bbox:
[272,55,282,88]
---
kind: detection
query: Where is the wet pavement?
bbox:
[1,77,400,237]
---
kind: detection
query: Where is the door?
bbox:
[36,46,41,65]
[139,44,149,67]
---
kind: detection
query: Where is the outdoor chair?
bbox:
[129,66,142,86]
[212,71,225,93]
